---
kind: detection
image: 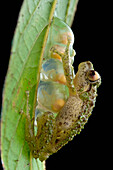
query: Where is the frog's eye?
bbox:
[87,70,100,84]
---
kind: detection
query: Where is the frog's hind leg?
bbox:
[50,37,76,95]
[35,111,57,161]
[25,91,57,161]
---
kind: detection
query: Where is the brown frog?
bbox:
[25,61,101,161]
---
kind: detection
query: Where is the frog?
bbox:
[25,17,101,162]
[25,59,101,162]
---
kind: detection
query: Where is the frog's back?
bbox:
[53,83,99,151]
[56,95,83,131]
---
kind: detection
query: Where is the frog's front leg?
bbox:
[50,38,76,95]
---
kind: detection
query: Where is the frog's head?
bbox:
[74,61,101,92]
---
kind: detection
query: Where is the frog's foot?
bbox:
[50,46,64,59]
[71,49,76,57]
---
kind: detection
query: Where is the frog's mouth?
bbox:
[86,78,101,92]
[88,78,100,84]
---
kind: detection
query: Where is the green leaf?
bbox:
[1,0,79,169]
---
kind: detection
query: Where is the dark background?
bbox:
[0,0,108,169]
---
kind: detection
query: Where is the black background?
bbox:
[0,0,109,169]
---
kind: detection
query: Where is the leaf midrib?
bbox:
[5,0,58,169]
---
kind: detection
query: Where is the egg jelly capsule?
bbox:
[52,18,74,45]
[51,18,75,59]
[40,59,66,84]
[37,81,69,113]
[43,17,75,62]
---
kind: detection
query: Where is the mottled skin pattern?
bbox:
[54,62,101,151]
[25,60,101,161]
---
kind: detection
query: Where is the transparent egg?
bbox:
[43,17,75,62]
[36,17,75,115]
[40,58,67,84]
[37,81,69,113]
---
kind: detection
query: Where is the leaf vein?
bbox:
[13,0,42,54]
